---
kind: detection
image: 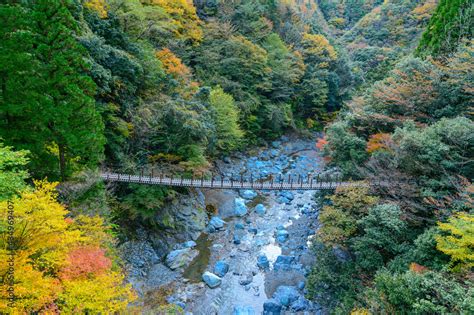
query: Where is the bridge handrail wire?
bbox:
[99,171,390,191]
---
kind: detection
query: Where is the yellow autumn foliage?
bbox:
[146,0,202,42]
[84,0,108,18]
[436,212,474,271]
[302,33,338,67]
[0,181,135,313]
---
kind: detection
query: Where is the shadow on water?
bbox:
[182,233,212,283]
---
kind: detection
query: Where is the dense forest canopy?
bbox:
[0,0,472,313]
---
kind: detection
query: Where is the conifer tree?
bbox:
[417,0,473,57]
[0,0,104,180]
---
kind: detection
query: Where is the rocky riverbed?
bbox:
[120,134,326,314]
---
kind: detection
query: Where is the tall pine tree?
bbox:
[417,0,473,57]
[0,0,104,180]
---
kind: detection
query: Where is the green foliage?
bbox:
[318,186,378,246]
[318,0,384,29]
[417,0,473,57]
[306,243,361,311]
[318,206,357,247]
[194,23,270,112]
[366,270,474,314]
[352,204,410,272]
[0,144,29,200]
[389,227,450,272]
[311,5,472,313]
[120,184,174,222]
[393,117,474,191]
[341,0,437,87]
[109,0,202,46]
[324,121,368,177]
[262,33,305,104]
[0,0,105,180]
[209,87,244,154]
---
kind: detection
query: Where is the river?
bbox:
[166,134,324,314]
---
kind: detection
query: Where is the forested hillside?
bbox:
[0,0,472,313]
[308,0,474,313]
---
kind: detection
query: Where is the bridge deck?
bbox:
[101,172,374,190]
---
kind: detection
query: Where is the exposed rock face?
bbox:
[208,216,226,232]
[273,255,297,271]
[120,189,208,295]
[165,248,199,270]
[153,189,207,242]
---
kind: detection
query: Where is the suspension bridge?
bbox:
[100,171,384,190]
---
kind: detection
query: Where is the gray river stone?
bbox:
[214,260,230,277]
[235,198,248,216]
[263,299,282,314]
[255,204,266,215]
[240,189,258,200]
[124,134,324,313]
[272,285,300,306]
[202,271,222,288]
[165,248,199,270]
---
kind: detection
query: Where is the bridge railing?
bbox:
[100,170,379,190]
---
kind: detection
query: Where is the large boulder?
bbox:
[234,198,248,217]
[273,255,296,271]
[214,261,230,277]
[240,190,257,200]
[291,296,309,312]
[275,229,289,243]
[254,204,266,216]
[280,191,294,201]
[202,271,222,288]
[257,254,270,270]
[165,248,199,270]
[208,216,226,231]
[273,285,300,307]
[153,190,207,241]
[263,299,282,314]
[233,306,255,315]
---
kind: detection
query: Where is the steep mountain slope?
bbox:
[338,0,438,86]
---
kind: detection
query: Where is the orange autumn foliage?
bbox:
[155,48,199,98]
[60,246,112,280]
[366,133,393,154]
[409,262,428,273]
[156,48,191,79]
[316,136,329,150]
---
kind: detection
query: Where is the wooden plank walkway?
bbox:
[100,172,376,190]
